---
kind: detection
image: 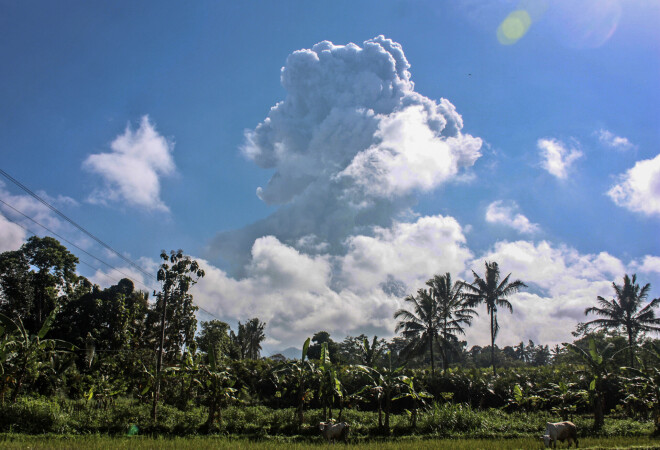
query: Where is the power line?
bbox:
[0,198,153,291]
[0,167,154,282]
[0,169,222,321]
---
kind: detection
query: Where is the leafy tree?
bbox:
[196,320,232,361]
[394,288,440,373]
[52,279,148,354]
[307,331,340,362]
[426,273,476,372]
[462,261,526,375]
[0,237,80,334]
[231,318,266,360]
[585,274,660,367]
[151,250,205,420]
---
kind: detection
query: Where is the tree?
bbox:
[52,279,148,354]
[0,311,74,402]
[565,338,625,431]
[394,288,440,373]
[196,320,232,362]
[585,274,660,367]
[231,318,266,360]
[272,337,319,427]
[462,261,526,376]
[151,250,205,421]
[426,273,476,372]
[0,237,79,334]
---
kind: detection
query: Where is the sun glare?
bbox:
[497,10,532,45]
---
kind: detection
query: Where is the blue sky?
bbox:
[1,0,659,351]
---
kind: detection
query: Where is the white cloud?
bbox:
[0,214,26,252]
[607,153,660,217]
[0,181,74,246]
[538,138,583,179]
[485,200,540,234]
[596,129,634,151]
[83,116,175,212]
[198,214,473,348]
[464,240,629,347]
[631,255,660,275]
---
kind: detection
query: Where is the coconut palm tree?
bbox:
[426,273,477,373]
[394,288,440,373]
[585,274,660,367]
[462,261,526,376]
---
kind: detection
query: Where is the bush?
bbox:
[0,397,66,434]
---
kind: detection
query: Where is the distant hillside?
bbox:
[267,347,301,360]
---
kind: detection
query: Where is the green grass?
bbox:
[0,435,658,449]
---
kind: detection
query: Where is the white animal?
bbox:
[544,421,578,448]
[318,421,350,443]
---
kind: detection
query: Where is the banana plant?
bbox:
[544,381,588,421]
[565,337,625,431]
[0,311,74,402]
[200,343,237,432]
[354,351,407,435]
[392,375,432,428]
[621,343,660,435]
[318,342,344,421]
[272,337,319,427]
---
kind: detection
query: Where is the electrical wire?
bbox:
[0,169,222,321]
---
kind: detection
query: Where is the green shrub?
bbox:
[0,397,67,434]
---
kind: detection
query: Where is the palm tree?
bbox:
[462,261,526,376]
[584,274,660,367]
[426,273,477,373]
[394,288,440,373]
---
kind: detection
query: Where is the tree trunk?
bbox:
[204,397,217,433]
[490,311,497,376]
[384,388,392,435]
[152,291,168,421]
[429,334,435,374]
[593,391,605,431]
[627,328,635,368]
[297,380,305,427]
[378,398,383,429]
[10,358,27,403]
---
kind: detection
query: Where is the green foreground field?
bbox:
[0,435,659,449]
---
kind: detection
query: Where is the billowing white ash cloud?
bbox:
[200,36,485,348]
[209,36,482,272]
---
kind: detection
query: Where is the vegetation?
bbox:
[0,236,659,445]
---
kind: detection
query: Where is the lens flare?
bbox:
[497,10,533,45]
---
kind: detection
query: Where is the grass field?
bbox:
[0,435,658,449]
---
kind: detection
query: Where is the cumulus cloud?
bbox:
[631,255,660,275]
[0,181,77,248]
[538,138,583,179]
[464,241,631,347]
[197,214,473,347]
[485,200,540,234]
[607,153,660,217]
[83,116,175,212]
[0,214,26,252]
[596,129,634,151]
